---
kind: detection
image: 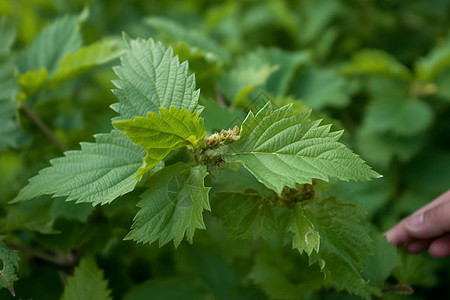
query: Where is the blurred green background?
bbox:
[1,0,450,299]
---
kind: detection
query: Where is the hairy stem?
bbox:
[20,103,68,152]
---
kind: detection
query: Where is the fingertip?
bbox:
[384,227,409,245]
[428,234,450,258]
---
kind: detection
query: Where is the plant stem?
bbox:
[20,103,68,152]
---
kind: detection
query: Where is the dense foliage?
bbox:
[1,0,450,299]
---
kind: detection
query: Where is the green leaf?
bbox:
[288,203,320,255]
[415,33,450,81]
[61,256,112,300]
[12,130,145,206]
[224,103,381,194]
[342,49,411,80]
[111,37,200,121]
[50,39,124,88]
[125,163,210,248]
[363,97,433,136]
[0,18,15,53]
[113,106,206,178]
[17,14,83,75]
[235,47,310,97]
[302,197,372,299]
[18,68,48,97]
[0,236,20,296]
[0,20,21,151]
[217,53,278,105]
[145,16,229,63]
[212,192,278,239]
[294,66,350,109]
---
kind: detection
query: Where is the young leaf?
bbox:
[125,163,210,248]
[0,236,20,296]
[342,49,411,80]
[17,14,83,75]
[113,106,206,178]
[111,37,200,121]
[61,256,112,300]
[288,204,320,256]
[415,33,450,82]
[212,192,278,240]
[50,39,124,88]
[12,130,145,205]
[303,198,372,299]
[224,103,381,194]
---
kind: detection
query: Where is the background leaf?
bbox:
[61,256,112,300]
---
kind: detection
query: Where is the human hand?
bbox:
[385,189,450,258]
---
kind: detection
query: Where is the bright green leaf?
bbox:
[12,130,145,206]
[415,33,450,82]
[17,14,83,74]
[50,39,124,88]
[288,204,320,255]
[61,256,112,300]
[212,192,278,239]
[342,49,411,80]
[125,163,210,248]
[304,197,372,299]
[113,106,206,178]
[224,103,381,194]
[18,68,48,97]
[111,37,200,121]
[0,236,20,296]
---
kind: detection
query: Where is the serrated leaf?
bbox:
[12,130,145,206]
[111,37,200,121]
[415,33,450,81]
[17,14,82,75]
[50,39,124,88]
[61,256,112,300]
[125,163,210,248]
[224,103,381,194]
[302,197,372,299]
[212,192,278,239]
[288,204,320,255]
[0,236,20,296]
[342,49,411,80]
[113,106,206,178]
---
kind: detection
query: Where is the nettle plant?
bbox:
[12,37,382,298]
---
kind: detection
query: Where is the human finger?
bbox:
[428,234,450,258]
[405,200,450,239]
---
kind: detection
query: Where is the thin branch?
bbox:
[215,88,227,108]
[20,103,68,152]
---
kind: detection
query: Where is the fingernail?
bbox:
[407,213,424,228]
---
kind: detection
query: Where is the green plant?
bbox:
[2,1,450,299]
